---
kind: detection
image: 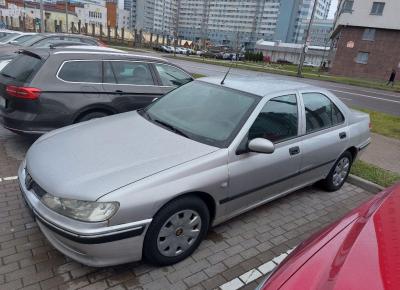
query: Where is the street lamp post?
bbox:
[297,0,318,77]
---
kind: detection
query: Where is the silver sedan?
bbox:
[19,76,371,266]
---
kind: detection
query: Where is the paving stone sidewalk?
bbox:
[0,179,373,290]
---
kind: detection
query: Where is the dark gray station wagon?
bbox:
[0,47,193,134]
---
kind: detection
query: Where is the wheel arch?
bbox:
[345,146,358,161]
[73,105,118,123]
[156,191,217,225]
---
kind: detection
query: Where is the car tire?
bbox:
[320,151,353,192]
[143,196,210,266]
[77,111,110,122]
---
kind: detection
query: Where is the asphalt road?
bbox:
[137,51,400,116]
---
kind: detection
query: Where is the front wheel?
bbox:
[143,196,210,266]
[320,151,353,192]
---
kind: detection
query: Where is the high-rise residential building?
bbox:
[295,18,333,46]
[135,0,177,36]
[274,0,332,44]
[115,0,331,48]
[330,0,400,80]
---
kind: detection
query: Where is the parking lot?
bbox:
[0,126,374,290]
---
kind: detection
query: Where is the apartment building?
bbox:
[330,0,400,80]
[274,0,332,44]
[123,0,331,48]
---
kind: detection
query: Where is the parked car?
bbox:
[0,33,104,62]
[0,46,193,134]
[276,59,293,65]
[19,76,370,267]
[257,183,400,290]
[0,31,36,45]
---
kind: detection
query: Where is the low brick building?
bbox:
[330,0,400,80]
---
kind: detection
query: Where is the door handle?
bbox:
[115,90,123,93]
[339,132,347,139]
[289,146,300,156]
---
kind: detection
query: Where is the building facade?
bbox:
[330,0,400,80]
[130,0,332,49]
[274,0,332,44]
[295,18,333,46]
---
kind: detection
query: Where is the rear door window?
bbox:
[106,61,155,85]
[1,53,42,82]
[58,61,102,83]
[302,93,345,133]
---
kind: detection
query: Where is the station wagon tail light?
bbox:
[6,85,41,100]
[369,122,372,129]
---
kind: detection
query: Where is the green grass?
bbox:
[352,108,400,140]
[351,160,400,187]
[192,73,206,79]
[165,55,400,93]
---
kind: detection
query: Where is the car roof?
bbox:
[198,76,316,97]
[21,47,168,62]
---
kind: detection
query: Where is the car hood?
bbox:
[264,185,400,290]
[26,111,219,201]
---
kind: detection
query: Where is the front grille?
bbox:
[25,169,47,198]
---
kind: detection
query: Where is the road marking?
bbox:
[219,246,296,289]
[1,176,18,181]
[330,89,400,104]
[320,83,400,98]
[338,97,353,101]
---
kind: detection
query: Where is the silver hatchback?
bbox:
[19,77,370,266]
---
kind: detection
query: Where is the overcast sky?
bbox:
[328,0,339,19]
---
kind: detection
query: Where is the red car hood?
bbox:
[263,184,400,290]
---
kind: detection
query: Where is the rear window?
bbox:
[58,61,102,83]
[1,54,42,82]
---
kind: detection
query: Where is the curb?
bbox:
[347,174,384,194]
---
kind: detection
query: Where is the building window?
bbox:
[362,28,376,41]
[341,0,354,13]
[356,52,369,64]
[371,2,385,15]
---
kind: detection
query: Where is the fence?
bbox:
[0,15,193,48]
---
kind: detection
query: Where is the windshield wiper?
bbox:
[153,119,189,138]
[0,72,14,79]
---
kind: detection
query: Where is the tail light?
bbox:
[6,85,41,100]
[369,122,372,129]
[98,41,107,47]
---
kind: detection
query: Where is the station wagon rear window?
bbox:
[58,61,102,83]
[1,53,42,82]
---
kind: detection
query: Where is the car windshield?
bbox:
[12,34,36,44]
[141,81,260,148]
[17,35,45,46]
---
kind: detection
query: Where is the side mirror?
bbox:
[248,138,275,154]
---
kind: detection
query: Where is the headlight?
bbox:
[41,193,119,222]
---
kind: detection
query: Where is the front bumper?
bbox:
[18,163,152,267]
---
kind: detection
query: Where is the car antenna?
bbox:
[220,61,234,85]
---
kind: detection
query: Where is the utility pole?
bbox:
[297,0,318,77]
[65,0,69,33]
[40,0,44,32]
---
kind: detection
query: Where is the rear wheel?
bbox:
[320,151,353,192]
[143,196,210,266]
[77,111,110,123]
